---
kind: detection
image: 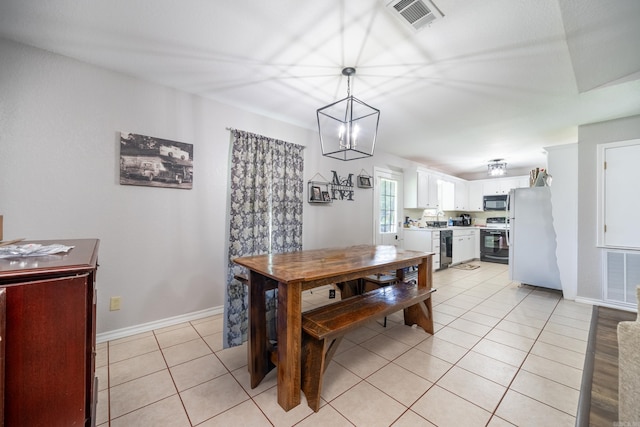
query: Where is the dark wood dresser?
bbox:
[0,239,99,427]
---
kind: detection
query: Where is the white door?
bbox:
[374,168,404,246]
[602,140,640,248]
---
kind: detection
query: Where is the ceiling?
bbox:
[1,0,639,179]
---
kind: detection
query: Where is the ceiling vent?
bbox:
[384,0,444,32]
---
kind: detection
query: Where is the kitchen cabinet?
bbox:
[440,180,455,211]
[483,178,515,195]
[403,229,441,270]
[404,168,439,209]
[482,175,529,195]
[517,176,530,188]
[452,229,476,264]
[0,239,99,427]
[464,176,530,212]
[473,229,480,259]
[438,178,467,211]
[454,180,468,210]
[468,181,484,211]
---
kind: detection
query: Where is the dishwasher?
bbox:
[440,229,453,269]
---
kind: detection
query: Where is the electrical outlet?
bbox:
[110,296,122,311]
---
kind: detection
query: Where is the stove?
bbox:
[485,217,509,230]
[481,217,509,264]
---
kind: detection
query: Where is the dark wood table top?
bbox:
[0,239,100,280]
[234,244,433,287]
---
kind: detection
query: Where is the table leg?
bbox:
[417,256,430,290]
[277,280,302,411]
[248,271,272,388]
[404,256,434,334]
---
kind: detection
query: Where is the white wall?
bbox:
[0,38,414,335]
[577,114,640,301]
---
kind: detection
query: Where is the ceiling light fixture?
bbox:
[317,67,380,161]
[488,159,507,176]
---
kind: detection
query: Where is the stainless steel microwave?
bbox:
[483,194,509,211]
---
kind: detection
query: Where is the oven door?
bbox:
[480,229,509,263]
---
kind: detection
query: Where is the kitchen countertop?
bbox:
[404,226,484,231]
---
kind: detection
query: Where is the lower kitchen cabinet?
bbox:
[473,229,480,259]
[0,239,99,427]
[403,229,441,270]
[452,229,476,265]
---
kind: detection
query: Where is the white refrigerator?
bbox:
[508,186,562,291]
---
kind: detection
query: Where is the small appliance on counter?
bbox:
[450,214,472,226]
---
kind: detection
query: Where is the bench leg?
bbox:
[404,298,434,335]
[301,335,344,412]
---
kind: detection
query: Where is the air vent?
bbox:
[384,0,444,32]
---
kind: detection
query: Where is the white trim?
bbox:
[96,306,224,344]
[574,296,638,313]
[373,166,404,246]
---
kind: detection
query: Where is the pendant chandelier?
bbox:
[317,67,380,161]
[488,159,507,176]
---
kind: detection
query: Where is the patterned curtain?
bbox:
[223,129,304,348]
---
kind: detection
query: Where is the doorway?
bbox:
[373,168,404,246]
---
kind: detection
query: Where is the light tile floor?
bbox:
[96,261,592,426]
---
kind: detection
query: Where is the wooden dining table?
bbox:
[234,244,434,411]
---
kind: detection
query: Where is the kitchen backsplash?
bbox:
[403,209,506,227]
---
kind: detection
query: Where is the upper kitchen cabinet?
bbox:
[517,176,530,188]
[454,180,468,210]
[468,181,484,211]
[482,175,529,195]
[439,179,455,211]
[441,178,468,211]
[465,176,529,211]
[404,167,439,209]
[482,177,516,195]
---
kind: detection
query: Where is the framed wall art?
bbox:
[357,169,373,188]
[307,173,331,204]
[119,132,193,189]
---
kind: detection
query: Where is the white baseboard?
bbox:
[96,305,224,344]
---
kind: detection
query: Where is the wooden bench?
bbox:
[300,282,436,411]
